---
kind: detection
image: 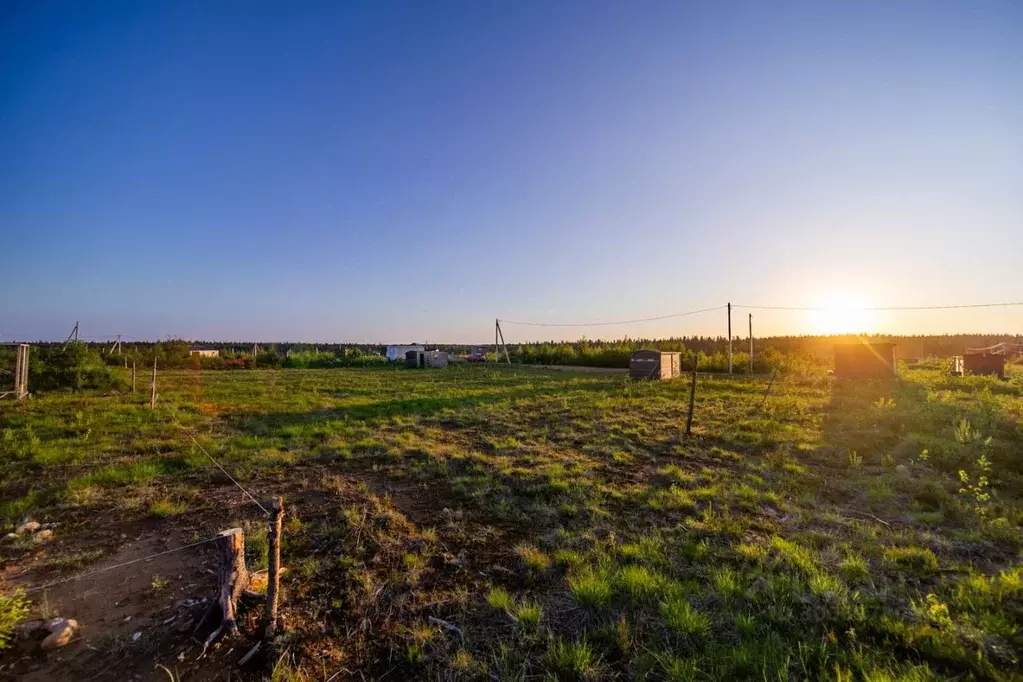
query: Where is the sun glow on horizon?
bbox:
[810,295,876,334]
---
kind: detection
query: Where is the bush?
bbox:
[28,344,121,393]
[0,588,30,650]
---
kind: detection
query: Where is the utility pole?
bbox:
[62,321,79,351]
[496,320,511,364]
[748,313,753,374]
[109,335,122,355]
[727,303,732,374]
[495,319,499,362]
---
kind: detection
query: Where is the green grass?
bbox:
[1,362,1021,680]
[546,637,602,681]
[659,594,711,639]
[568,565,616,609]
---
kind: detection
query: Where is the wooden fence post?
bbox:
[759,367,780,411]
[131,361,136,394]
[685,356,698,437]
[149,358,157,409]
[201,527,250,655]
[15,344,29,400]
[264,496,284,638]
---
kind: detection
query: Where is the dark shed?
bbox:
[833,342,896,378]
[405,350,424,368]
[630,350,682,380]
[963,353,1005,379]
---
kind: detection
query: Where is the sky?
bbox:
[1,0,1021,343]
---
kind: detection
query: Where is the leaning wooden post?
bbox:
[149,358,157,409]
[759,367,780,412]
[264,496,284,638]
[685,356,698,437]
[131,361,136,394]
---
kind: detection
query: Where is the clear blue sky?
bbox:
[2,0,1021,343]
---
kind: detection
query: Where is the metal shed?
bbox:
[406,350,449,369]
[630,350,682,380]
[963,353,1005,379]
[833,342,896,378]
[424,350,448,368]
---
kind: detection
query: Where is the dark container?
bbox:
[963,353,1005,379]
[630,350,682,380]
[833,342,896,378]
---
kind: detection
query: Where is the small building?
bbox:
[833,342,895,378]
[630,350,682,380]
[963,353,1005,379]
[387,344,424,362]
[406,350,449,369]
[189,346,220,358]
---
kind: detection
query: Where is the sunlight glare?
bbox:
[811,295,874,334]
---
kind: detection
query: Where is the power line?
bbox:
[498,305,725,327]
[25,535,222,593]
[734,301,1023,312]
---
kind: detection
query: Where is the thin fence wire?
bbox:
[24,535,223,593]
[182,429,270,516]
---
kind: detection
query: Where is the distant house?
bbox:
[386,344,423,362]
[189,346,220,358]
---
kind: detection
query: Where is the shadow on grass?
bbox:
[224,381,621,437]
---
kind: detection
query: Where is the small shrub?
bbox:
[0,589,30,650]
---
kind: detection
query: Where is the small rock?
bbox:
[17,620,46,639]
[177,651,186,662]
[895,464,910,477]
[16,521,41,535]
[4,533,17,542]
[132,631,142,642]
[41,619,78,650]
[33,529,54,543]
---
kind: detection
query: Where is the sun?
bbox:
[811,295,874,334]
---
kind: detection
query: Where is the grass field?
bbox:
[2,362,1022,680]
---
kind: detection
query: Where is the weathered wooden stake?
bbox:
[759,367,780,411]
[131,361,136,394]
[685,356,698,437]
[201,527,250,656]
[14,344,29,400]
[748,313,753,374]
[727,302,733,374]
[264,496,284,638]
[149,358,157,409]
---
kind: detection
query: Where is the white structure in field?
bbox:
[386,344,424,362]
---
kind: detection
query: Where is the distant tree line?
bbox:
[4,334,1018,394]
